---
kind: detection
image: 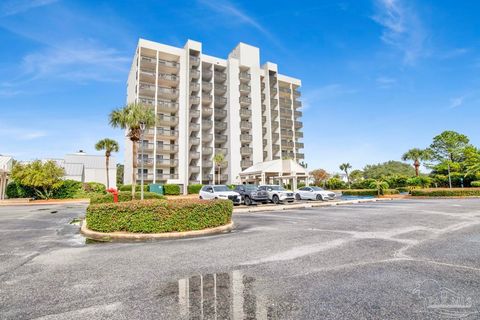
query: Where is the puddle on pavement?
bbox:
[160,271,297,319]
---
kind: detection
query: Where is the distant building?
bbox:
[0,156,13,200]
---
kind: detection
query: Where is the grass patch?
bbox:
[410,188,480,197]
[341,189,400,196]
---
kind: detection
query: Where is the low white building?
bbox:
[63,151,117,188]
[239,159,309,189]
[0,156,13,200]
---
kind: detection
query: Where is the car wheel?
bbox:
[244,196,252,206]
[214,197,218,200]
[272,195,280,204]
[316,194,322,201]
[199,196,203,199]
[295,194,301,200]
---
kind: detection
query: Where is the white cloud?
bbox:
[449,96,464,109]
[372,0,426,65]
[1,0,58,16]
[302,84,357,110]
[0,127,48,140]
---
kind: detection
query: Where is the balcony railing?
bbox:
[137,158,154,166]
[280,119,293,127]
[279,98,292,106]
[280,108,291,117]
[214,72,226,82]
[202,160,213,167]
[240,108,251,118]
[279,87,291,94]
[281,129,293,137]
[189,166,200,173]
[297,153,305,159]
[293,91,301,98]
[240,134,252,143]
[294,100,302,108]
[294,121,303,129]
[158,100,178,112]
[241,160,253,167]
[202,174,213,181]
[271,109,279,119]
[202,82,212,92]
[190,123,200,132]
[158,58,179,69]
[157,87,179,99]
[270,87,278,95]
[215,121,227,131]
[214,83,227,94]
[139,97,155,106]
[156,173,179,180]
[239,96,251,105]
[214,108,227,119]
[158,114,178,126]
[202,106,213,117]
[296,142,304,149]
[140,55,156,65]
[272,133,279,141]
[202,94,212,104]
[214,148,228,156]
[239,84,251,92]
[240,121,252,130]
[155,128,178,139]
[190,151,200,160]
[215,134,227,143]
[282,141,294,149]
[202,133,213,142]
[239,72,251,81]
[190,96,200,105]
[190,82,200,92]
[294,110,302,118]
[215,96,227,105]
[270,99,278,107]
[202,120,212,130]
[272,145,280,152]
[190,69,200,79]
[202,70,213,80]
[159,73,178,82]
[157,144,179,153]
[202,147,213,155]
[189,56,200,66]
[189,137,200,146]
[156,159,178,167]
[296,131,304,138]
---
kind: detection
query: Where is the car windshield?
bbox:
[269,185,285,191]
[213,185,230,192]
[311,187,324,191]
[244,185,258,191]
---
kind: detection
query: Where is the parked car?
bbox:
[258,185,295,204]
[295,186,336,201]
[199,185,241,204]
[233,184,269,205]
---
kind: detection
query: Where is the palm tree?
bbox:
[95,138,119,190]
[339,163,352,187]
[213,153,225,184]
[401,148,431,176]
[109,103,155,198]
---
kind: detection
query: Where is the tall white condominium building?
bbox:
[124,39,304,190]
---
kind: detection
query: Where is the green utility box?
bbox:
[148,184,164,195]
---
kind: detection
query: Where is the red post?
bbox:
[107,188,118,203]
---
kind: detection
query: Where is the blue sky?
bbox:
[0,0,479,173]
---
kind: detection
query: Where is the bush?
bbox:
[227,184,236,190]
[410,188,480,197]
[470,181,480,187]
[90,191,165,204]
[351,178,377,190]
[6,181,36,199]
[406,176,432,188]
[119,184,148,192]
[164,184,181,195]
[187,184,203,194]
[83,182,106,194]
[326,178,346,190]
[86,199,233,233]
[342,189,399,196]
[396,187,411,193]
[53,180,83,199]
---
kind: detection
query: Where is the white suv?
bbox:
[199,185,241,204]
[258,185,295,204]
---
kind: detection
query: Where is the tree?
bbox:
[401,148,432,176]
[213,153,225,184]
[109,103,155,198]
[464,146,480,177]
[349,169,363,183]
[310,168,329,187]
[429,131,470,188]
[116,164,124,185]
[363,161,415,179]
[369,180,389,196]
[11,160,65,199]
[339,163,352,187]
[95,138,119,190]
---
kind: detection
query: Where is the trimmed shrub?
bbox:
[227,184,236,190]
[406,176,432,188]
[119,184,148,192]
[396,187,411,193]
[90,191,164,204]
[410,188,480,197]
[342,189,399,196]
[53,180,83,199]
[326,178,346,190]
[6,181,36,199]
[86,199,233,233]
[83,182,106,194]
[187,184,203,194]
[164,184,181,195]
[470,181,480,187]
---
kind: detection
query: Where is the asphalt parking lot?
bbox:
[1,199,480,319]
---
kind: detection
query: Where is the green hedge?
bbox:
[470,181,480,187]
[90,191,164,204]
[86,199,233,233]
[164,184,180,195]
[342,189,400,196]
[54,180,83,199]
[6,181,36,198]
[410,188,480,197]
[119,184,148,192]
[6,179,105,199]
[187,184,203,194]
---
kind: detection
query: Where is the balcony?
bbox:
[202,120,212,130]
[215,121,227,131]
[239,83,250,93]
[241,160,253,168]
[297,153,305,159]
[239,96,251,106]
[281,129,293,138]
[202,70,213,80]
[139,97,155,106]
[189,166,200,174]
[296,142,304,149]
[202,133,213,142]
[157,100,178,113]
[202,174,213,181]
[137,158,154,167]
[263,151,268,159]
[137,173,154,181]
[139,69,156,82]
[189,137,200,146]
[296,131,304,138]
[280,108,291,118]
[282,141,294,149]
[240,121,252,130]
[156,159,178,167]
[202,94,212,105]
[214,108,227,120]
[272,145,280,152]
[190,122,200,132]
[270,87,278,95]
[281,119,293,127]
[279,87,291,94]
[158,58,179,73]
[214,83,227,95]
[156,173,179,180]
[239,72,251,82]
[190,151,200,160]
[189,56,200,67]
[190,96,200,105]
[240,134,252,143]
[215,134,227,143]
[279,98,292,106]
[190,82,200,93]
[293,90,301,98]
[272,133,279,141]
[215,148,228,156]
[271,109,279,119]
[262,116,266,124]
[190,69,200,80]
[294,100,302,108]
[294,110,302,118]
[202,106,213,117]
[202,160,213,167]
[202,81,212,92]
[155,128,178,140]
[202,147,213,155]
[158,114,178,126]
[282,151,295,159]
[157,87,179,100]
[270,99,278,107]
[269,76,277,85]
[240,108,251,119]
[294,121,303,129]
[140,55,156,70]
[139,82,156,96]
[272,122,279,130]
[157,144,179,153]
[215,96,227,105]
[261,93,266,101]
[214,72,226,82]
[263,127,267,135]
[158,73,179,86]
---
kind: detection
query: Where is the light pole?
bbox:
[140,121,146,200]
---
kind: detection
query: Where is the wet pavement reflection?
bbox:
[163,270,294,319]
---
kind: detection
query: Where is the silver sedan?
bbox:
[295,186,336,201]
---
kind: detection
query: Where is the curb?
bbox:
[0,199,90,206]
[80,220,234,241]
[233,198,394,213]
